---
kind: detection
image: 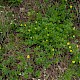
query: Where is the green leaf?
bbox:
[35,70,41,77]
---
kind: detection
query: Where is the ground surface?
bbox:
[0,0,80,80]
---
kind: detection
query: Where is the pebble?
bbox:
[20,8,25,12]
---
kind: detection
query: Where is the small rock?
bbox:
[20,8,25,12]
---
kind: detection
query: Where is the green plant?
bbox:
[1,0,22,6]
[9,0,22,5]
[34,70,41,78]
[59,69,75,80]
[0,0,80,79]
[16,0,79,77]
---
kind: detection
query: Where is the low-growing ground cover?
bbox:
[0,0,80,80]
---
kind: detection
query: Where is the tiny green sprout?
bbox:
[0,32,2,34]
[10,22,13,25]
[43,40,44,42]
[24,24,26,26]
[28,12,31,16]
[67,42,70,45]
[70,50,73,52]
[70,5,72,9]
[35,28,37,30]
[52,48,54,51]
[28,29,31,32]
[27,55,30,59]
[38,46,40,48]
[73,35,75,38]
[35,21,37,23]
[46,40,48,42]
[72,61,75,64]
[20,24,23,26]
[0,46,1,50]
[30,37,32,39]
[45,27,47,30]
[19,73,22,75]
[77,45,79,48]
[69,46,71,49]
[47,34,49,36]
[73,27,75,30]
